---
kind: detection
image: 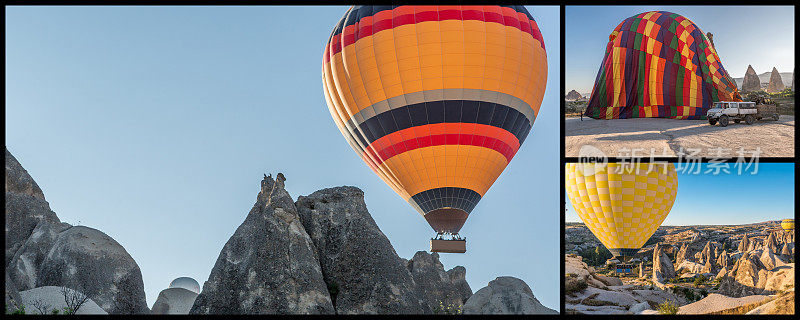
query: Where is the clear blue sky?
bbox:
[6,6,560,310]
[566,163,795,225]
[566,6,795,93]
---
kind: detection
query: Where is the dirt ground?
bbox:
[565,116,795,157]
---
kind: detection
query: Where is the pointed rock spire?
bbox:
[767,67,785,92]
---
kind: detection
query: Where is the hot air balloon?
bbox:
[322,6,547,253]
[565,163,678,260]
[585,11,741,120]
[781,219,794,232]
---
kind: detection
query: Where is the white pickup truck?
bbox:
[706,101,779,127]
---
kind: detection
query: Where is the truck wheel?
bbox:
[745,114,755,125]
[734,119,741,124]
[708,118,717,126]
[719,115,729,127]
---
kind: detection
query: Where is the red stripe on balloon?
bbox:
[364,133,517,166]
[324,6,544,63]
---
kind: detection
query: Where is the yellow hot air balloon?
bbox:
[322,6,547,253]
[566,163,678,259]
[781,219,794,231]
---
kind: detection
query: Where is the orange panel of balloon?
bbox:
[321,6,547,253]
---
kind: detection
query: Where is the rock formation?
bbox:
[700,241,716,265]
[738,234,750,252]
[446,266,473,307]
[406,251,472,311]
[34,226,149,314]
[767,67,785,92]
[294,186,428,314]
[19,286,107,314]
[780,243,792,257]
[677,293,770,314]
[676,243,689,265]
[151,287,198,314]
[747,292,794,314]
[189,175,334,314]
[565,255,684,314]
[759,248,786,271]
[717,250,729,269]
[638,261,644,278]
[5,149,60,265]
[462,277,557,314]
[5,272,23,312]
[5,148,148,314]
[764,232,779,254]
[741,65,761,92]
[652,243,675,283]
[565,90,583,101]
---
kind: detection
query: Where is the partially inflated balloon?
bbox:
[566,163,677,258]
[585,11,741,120]
[322,6,547,234]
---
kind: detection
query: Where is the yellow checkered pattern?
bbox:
[566,163,677,250]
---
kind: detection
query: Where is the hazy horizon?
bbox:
[566,220,787,227]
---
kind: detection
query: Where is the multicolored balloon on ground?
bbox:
[585,11,741,120]
[566,163,678,259]
[322,6,547,238]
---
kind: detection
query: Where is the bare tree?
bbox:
[60,286,90,315]
[30,298,52,315]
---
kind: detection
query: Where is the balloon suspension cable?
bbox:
[432,232,465,241]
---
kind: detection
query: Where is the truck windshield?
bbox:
[713,102,724,109]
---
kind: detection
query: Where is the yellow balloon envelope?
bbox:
[781,219,794,231]
[322,6,547,236]
[566,163,678,258]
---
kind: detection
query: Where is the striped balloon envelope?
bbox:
[566,163,677,259]
[585,11,741,120]
[322,6,547,239]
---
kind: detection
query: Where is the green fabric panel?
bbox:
[675,67,684,106]
[670,35,679,50]
[596,67,607,108]
[638,51,646,106]
[630,18,640,32]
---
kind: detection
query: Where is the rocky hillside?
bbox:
[734,70,793,90]
[5,148,149,314]
[189,174,556,314]
[5,147,555,315]
[565,90,583,101]
[565,221,794,314]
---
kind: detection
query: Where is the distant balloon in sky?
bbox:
[566,163,678,259]
[322,6,547,253]
[781,219,794,231]
[584,11,741,120]
[169,277,200,294]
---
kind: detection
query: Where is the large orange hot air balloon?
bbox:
[322,6,547,253]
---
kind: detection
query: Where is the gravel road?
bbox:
[565,116,795,157]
